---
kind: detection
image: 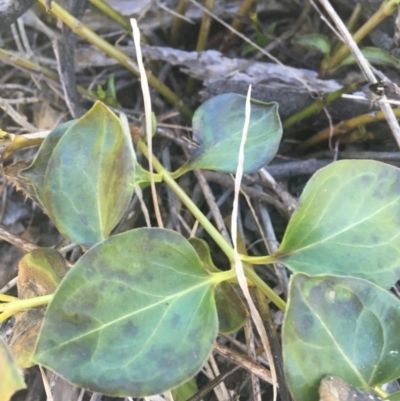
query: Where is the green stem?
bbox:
[137,139,286,311]
[372,386,388,399]
[240,254,278,264]
[195,0,214,53]
[0,295,53,312]
[297,107,400,151]
[229,0,255,37]
[186,0,215,94]
[0,294,19,302]
[38,0,193,119]
[87,0,150,46]
[211,269,237,284]
[138,139,233,260]
[324,0,399,75]
[246,268,286,311]
[171,0,188,47]
[170,161,191,179]
[345,3,363,33]
[88,0,131,30]
[0,294,53,321]
[282,82,361,129]
[321,4,363,72]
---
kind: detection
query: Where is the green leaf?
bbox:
[0,337,26,401]
[171,378,198,401]
[19,120,75,207]
[9,248,68,368]
[33,228,221,397]
[189,238,247,333]
[181,93,282,175]
[274,160,400,289]
[214,282,248,334]
[188,238,220,273]
[338,47,400,69]
[386,391,400,400]
[90,75,121,108]
[293,34,331,55]
[44,101,137,247]
[283,273,400,401]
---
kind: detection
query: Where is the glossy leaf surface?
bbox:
[275,160,400,288]
[34,228,219,397]
[44,101,137,247]
[283,273,400,401]
[9,248,68,367]
[189,238,247,333]
[186,93,282,174]
[19,120,75,207]
[0,337,26,401]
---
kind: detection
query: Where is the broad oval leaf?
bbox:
[9,248,68,368]
[189,238,248,333]
[283,273,400,401]
[274,160,400,289]
[33,228,219,397]
[0,337,26,401]
[19,120,75,207]
[185,93,282,174]
[44,101,136,247]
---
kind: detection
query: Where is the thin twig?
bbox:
[316,0,400,148]
[11,23,24,53]
[0,226,38,253]
[0,98,37,132]
[161,148,181,230]
[39,367,55,401]
[254,198,289,298]
[17,17,33,57]
[202,358,229,401]
[188,0,315,93]
[119,111,152,227]
[131,18,163,228]
[37,0,193,118]
[209,354,230,401]
[298,107,400,151]
[245,318,262,401]
[0,277,18,294]
[214,341,273,384]
[185,365,241,401]
[201,171,290,219]
[230,85,278,400]
[193,170,232,244]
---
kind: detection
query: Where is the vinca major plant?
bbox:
[2,94,400,401]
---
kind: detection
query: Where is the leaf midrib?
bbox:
[38,276,215,354]
[281,194,400,258]
[298,282,369,388]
